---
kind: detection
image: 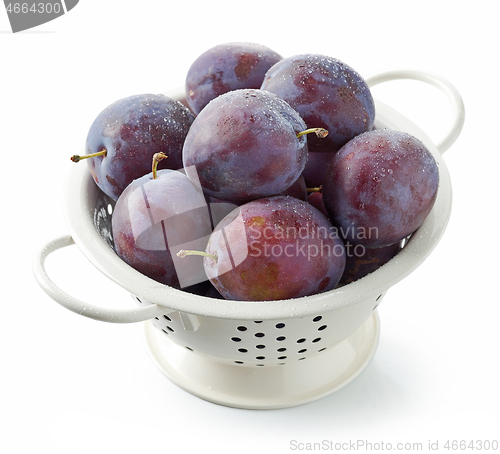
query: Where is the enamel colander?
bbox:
[33,69,464,409]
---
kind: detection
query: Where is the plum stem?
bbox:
[296,128,328,139]
[71,148,107,162]
[152,153,168,179]
[177,249,218,262]
[307,185,322,193]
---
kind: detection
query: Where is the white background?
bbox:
[1,1,499,452]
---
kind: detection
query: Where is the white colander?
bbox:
[33,70,464,409]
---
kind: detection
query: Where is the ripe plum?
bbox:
[199,196,346,301]
[322,129,439,248]
[205,174,307,211]
[186,42,282,115]
[182,89,311,204]
[280,175,307,200]
[82,94,194,201]
[306,191,329,217]
[302,151,336,187]
[338,241,402,286]
[261,54,375,153]
[112,161,212,289]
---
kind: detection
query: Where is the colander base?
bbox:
[143,310,380,410]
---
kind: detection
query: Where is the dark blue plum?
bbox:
[322,129,439,248]
[302,151,336,187]
[182,89,309,204]
[202,196,346,301]
[261,54,375,153]
[111,168,212,288]
[83,94,194,201]
[186,42,282,115]
[307,191,329,217]
[280,175,307,200]
[339,241,402,286]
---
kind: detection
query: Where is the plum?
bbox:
[302,151,336,187]
[185,42,282,115]
[182,89,316,204]
[322,129,439,248]
[338,241,402,286]
[306,191,329,217]
[112,158,212,289]
[76,94,194,201]
[193,196,346,301]
[280,175,307,200]
[261,54,375,153]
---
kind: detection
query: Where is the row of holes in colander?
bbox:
[230,317,328,365]
[154,314,330,366]
[155,315,326,338]
[150,294,383,366]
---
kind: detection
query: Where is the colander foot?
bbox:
[143,310,380,410]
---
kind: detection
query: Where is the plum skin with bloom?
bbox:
[185,42,282,115]
[111,169,212,288]
[182,89,309,204]
[322,129,439,248]
[85,94,194,201]
[302,151,336,187]
[261,54,375,153]
[202,196,346,301]
[338,241,402,286]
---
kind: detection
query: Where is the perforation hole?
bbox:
[231,337,241,342]
[256,344,266,349]
[297,338,306,343]
[255,332,265,338]
[313,316,322,322]
[237,326,247,331]
[373,294,383,310]
[318,325,327,331]
[163,315,172,322]
[275,323,285,329]
[276,336,286,341]
[277,347,286,352]
[238,348,248,353]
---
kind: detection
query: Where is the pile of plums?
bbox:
[74,42,439,302]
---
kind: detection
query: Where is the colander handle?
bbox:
[365,69,465,154]
[32,234,174,323]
